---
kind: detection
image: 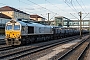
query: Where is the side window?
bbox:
[22,26,25,31]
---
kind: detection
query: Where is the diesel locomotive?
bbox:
[5,19,88,46]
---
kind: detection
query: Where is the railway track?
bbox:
[57,35,90,60]
[0,45,16,51]
[0,39,5,45]
[0,35,79,60]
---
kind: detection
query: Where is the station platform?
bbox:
[36,35,89,60]
[86,47,90,60]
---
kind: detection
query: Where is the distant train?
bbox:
[5,19,88,46]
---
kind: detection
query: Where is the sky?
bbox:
[0,0,90,20]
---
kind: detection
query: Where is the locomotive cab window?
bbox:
[6,25,12,30]
[14,25,20,30]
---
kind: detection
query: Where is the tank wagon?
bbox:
[5,19,88,46]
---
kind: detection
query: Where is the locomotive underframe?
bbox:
[21,34,54,45]
[5,33,66,45]
[5,31,89,46]
[19,32,74,45]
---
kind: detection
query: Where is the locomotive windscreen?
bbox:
[6,25,12,30]
[14,25,20,30]
[28,26,34,33]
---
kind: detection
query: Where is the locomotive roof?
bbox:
[18,21,28,26]
[18,21,49,27]
[6,20,53,28]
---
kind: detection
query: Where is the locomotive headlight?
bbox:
[16,34,20,38]
[6,34,10,38]
[7,34,9,37]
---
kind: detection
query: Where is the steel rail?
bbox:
[57,35,90,60]
[0,36,78,60]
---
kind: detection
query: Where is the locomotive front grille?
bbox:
[6,31,21,39]
[5,30,21,45]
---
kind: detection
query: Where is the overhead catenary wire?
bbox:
[70,0,78,12]
[63,0,78,13]
[40,14,47,20]
[50,13,58,20]
[45,0,86,20]
[18,0,47,19]
[26,0,67,20]
[76,0,86,13]
[70,13,79,20]
[45,0,68,13]
[65,0,89,20]
[19,0,61,20]
[26,0,57,14]
[45,0,67,20]
[0,3,6,5]
[82,13,89,20]
[80,0,88,12]
[0,0,89,20]
[75,0,89,20]
[18,0,38,15]
[63,0,79,19]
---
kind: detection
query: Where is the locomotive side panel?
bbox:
[34,26,39,34]
[34,26,53,34]
[39,27,44,33]
[44,27,51,34]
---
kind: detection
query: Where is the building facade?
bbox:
[68,20,90,30]
[0,6,30,20]
[0,13,11,26]
[0,13,11,34]
[55,16,70,27]
[30,15,45,21]
[55,16,90,30]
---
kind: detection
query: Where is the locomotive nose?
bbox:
[8,31,15,38]
[13,34,14,35]
[8,31,20,39]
